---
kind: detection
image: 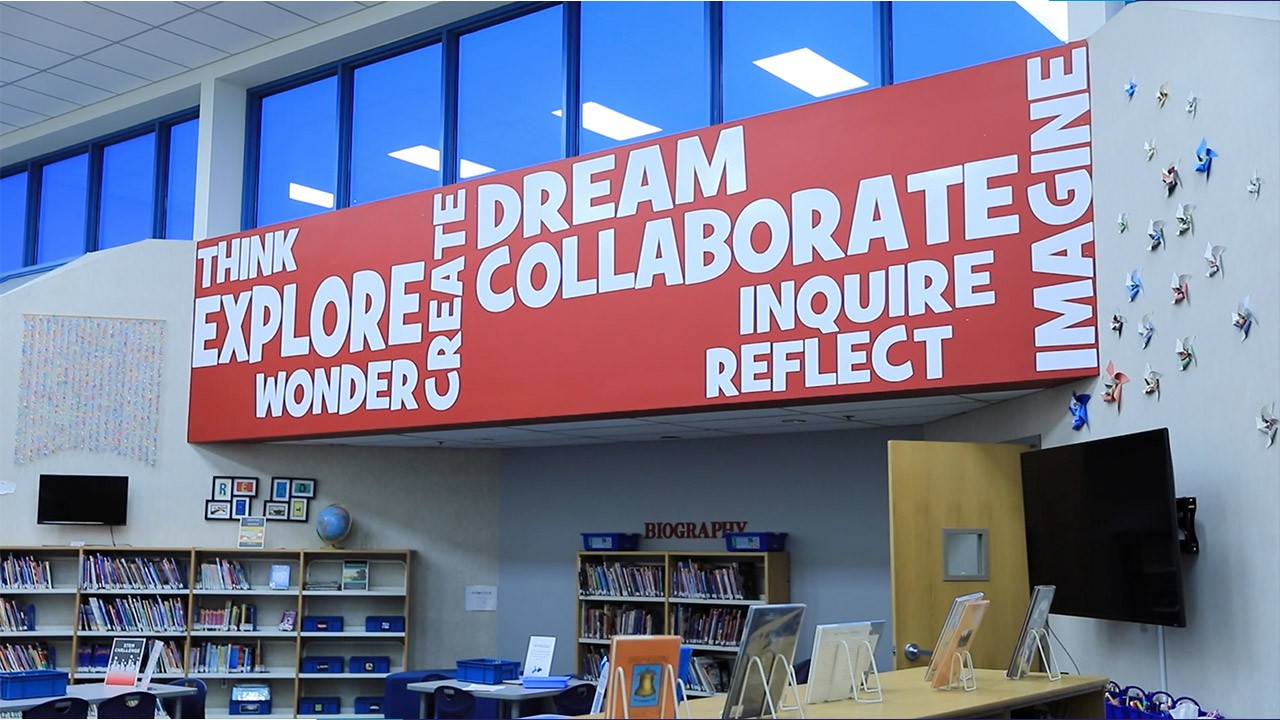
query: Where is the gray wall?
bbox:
[926,3,1280,715]
[496,426,921,675]
[0,240,505,669]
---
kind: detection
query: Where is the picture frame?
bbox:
[271,477,291,501]
[289,498,310,522]
[290,478,316,498]
[264,501,290,520]
[231,477,258,497]
[211,477,233,501]
[231,497,253,519]
[205,500,232,521]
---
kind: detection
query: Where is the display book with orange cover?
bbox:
[926,594,990,689]
[605,634,683,718]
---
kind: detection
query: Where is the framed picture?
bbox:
[271,477,291,501]
[289,498,309,522]
[205,500,232,521]
[211,477,233,501]
[232,497,253,519]
[290,478,316,498]
[230,477,258,496]
[265,501,290,520]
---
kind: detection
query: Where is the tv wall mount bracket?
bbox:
[1176,496,1199,554]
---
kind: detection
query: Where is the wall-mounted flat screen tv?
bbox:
[1020,428,1186,627]
[37,474,129,525]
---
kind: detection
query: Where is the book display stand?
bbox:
[942,651,977,692]
[735,653,805,719]
[829,639,882,703]
[1031,628,1062,681]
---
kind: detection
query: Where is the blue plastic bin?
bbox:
[581,533,640,551]
[298,696,341,715]
[0,669,69,700]
[456,658,521,684]
[724,532,788,552]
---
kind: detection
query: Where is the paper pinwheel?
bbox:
[1111,312,1125,337]
[1232,296,1255,341]
[1147,220,1165,251]
[1247,171,1263,198]
[1156,82,1169,107]
[1125,269,1144,302]
[1117,212,1129,234]
[1069,392,1090,431]
[1175,336,1196,371]
[1204,243,1225,277]
[1124,78,1137,99]
[1162,163,1180,195]
[1139,314,1156,349]
[1143,364,1162,400]
[1101,361,1130,410]
[1175,204,1194,235]
[1194,139,1217,177]
[1185,92,1197,117]
[1259,404,1278,448]
[1144,138,1157,161]
[1170,273,1190,304]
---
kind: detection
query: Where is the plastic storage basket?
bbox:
[0,669,69,700]
[456,658,521,684]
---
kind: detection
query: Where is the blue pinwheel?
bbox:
[1195,138,1218,177]
[1069,392,1090,431]
[1124,79,1138,99]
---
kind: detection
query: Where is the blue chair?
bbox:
[552,684,595,716]
[793,658,811,685]
[96,690,157,719]
[161,677,208,719]
[432,686,476,720]
[384,670,453,720]
[22,697,89,719]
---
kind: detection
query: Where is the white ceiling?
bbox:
[0,1,379,135]
[275,390,1038,448]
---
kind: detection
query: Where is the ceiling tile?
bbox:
[845,402,979,422]
[84,44,186,82]
[0,33,75,70]
[123,28,228,69]
[0,85,78,117]
[564,422,716,439]
[643,407,803,424]
[273,1,365,24]
[511,418,656,433]
[92,1,195,25]
[960,389,1037,404]
[0,7,114,55]
[1,60,39,84]
[791,394,980,417]
[15,1,151,41]
[49,58,150,94]
[163,11,273,54]
[673,414,855,431]
[204,1,315,39]
[14,72,113,106]
[179,1,216,8]
[0,103,51,127]
[0,121,19,133]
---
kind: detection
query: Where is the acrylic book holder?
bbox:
[829,638,882,703]
[942,651,977,692]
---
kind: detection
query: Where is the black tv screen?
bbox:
[37,474,129,526]
[1020,428,1186,627]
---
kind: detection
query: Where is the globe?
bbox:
[316,504,353,548]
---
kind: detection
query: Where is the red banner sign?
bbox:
[189,43,1096,442]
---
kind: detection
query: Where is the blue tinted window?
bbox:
[37,153,89,264]
[892,2,1062,83]
[98,132,157,250]
[257,76,339,225]
[352,44,444,205]
[580,2,709,154]
[724,1,880,122]
[1,172,27,273]
[166,118,199,239]
[458,6,564,179]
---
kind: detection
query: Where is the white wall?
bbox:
[926,4,1280,715]
[0,240,505,669]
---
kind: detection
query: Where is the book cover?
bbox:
[607,635,682,719]
[269,564,291,591]
[923,592,985,683]
[237,517,267,549]
[278,609,297,631]
[104,637,146,686]
[930,599,991,690]
[341,560,369,591]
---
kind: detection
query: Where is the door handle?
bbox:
[903,643,933,661]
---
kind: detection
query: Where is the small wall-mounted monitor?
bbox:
[36,474,129,525]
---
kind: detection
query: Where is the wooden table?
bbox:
[584,669,1107,719]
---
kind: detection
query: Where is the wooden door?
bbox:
[888,440,1030,671]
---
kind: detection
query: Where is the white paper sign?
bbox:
[465,585,498,611]
[523,635,556,677]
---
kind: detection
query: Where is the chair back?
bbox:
[21,697,89,719]
[552,683,596,716]
[432,686,476,720]
[384,670,453,719]
[162,677,208,719]
[96,690,158,719]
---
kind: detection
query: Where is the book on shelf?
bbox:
[605,635,682,719]
[197,558,252,590]
[196,601,257,631]
[341,560,369,591]
[0,641,55,672]
[1,553,54,589]
[138,639,164,687]
[105,637,146,686]
[80,554,187,591]
[269,564,291,590]
[278,609,297,632]
[0,599,36,631]
[237,518,267,550]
